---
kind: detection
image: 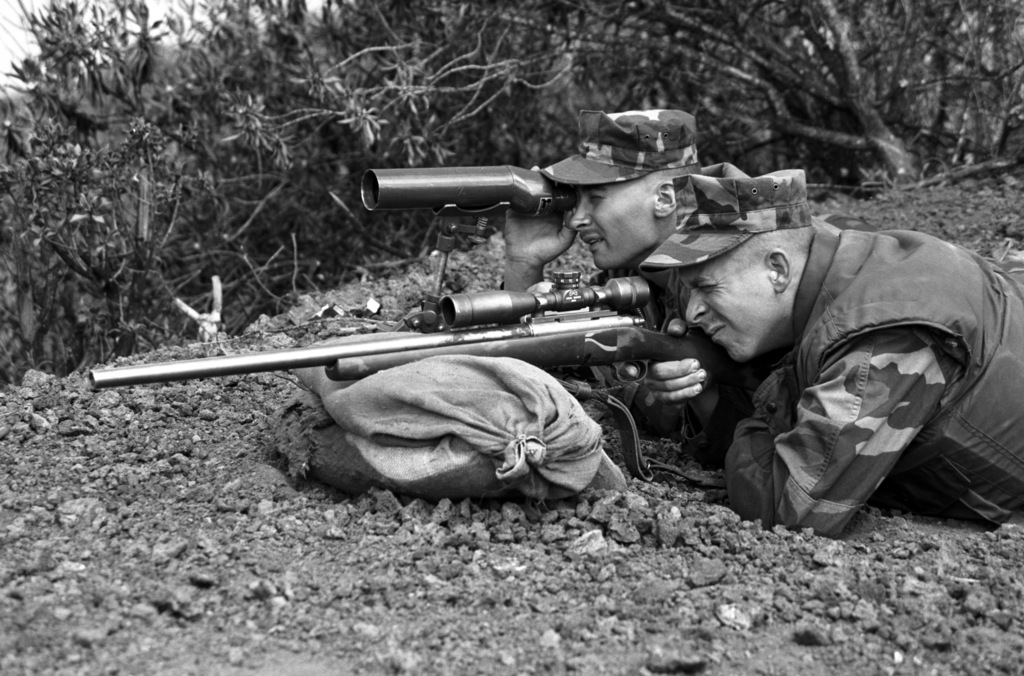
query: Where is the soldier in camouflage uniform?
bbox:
[640,169,1024,537]
[502,109,705,442]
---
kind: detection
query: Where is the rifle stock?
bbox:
[325,323,762,391]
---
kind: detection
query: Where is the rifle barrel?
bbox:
[88,315,640,389]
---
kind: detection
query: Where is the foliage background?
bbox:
[1,0,1022,385]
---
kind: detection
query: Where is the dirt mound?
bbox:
[3,178,1024,675]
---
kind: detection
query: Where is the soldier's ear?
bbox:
[653,180,677,218]
[766,250,792,292]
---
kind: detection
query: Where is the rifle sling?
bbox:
[557,379,652,482]
[600,391,654,482]
[556,378,728,488]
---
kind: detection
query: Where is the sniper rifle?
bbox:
[88,273,754,391]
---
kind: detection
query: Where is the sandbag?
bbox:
[277,354,626,500]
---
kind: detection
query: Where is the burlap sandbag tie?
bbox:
[496,434,547,482]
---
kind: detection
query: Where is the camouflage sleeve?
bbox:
[723,327,962,537]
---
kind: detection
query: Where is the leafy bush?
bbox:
[0,116,186,378]
[1,0,576,384]
[2,0,1021,384]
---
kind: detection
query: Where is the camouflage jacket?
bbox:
[724,226,1024,537]
[662,214,880,467]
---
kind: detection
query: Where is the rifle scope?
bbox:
[440,277,651,328]
[361,166,577,216]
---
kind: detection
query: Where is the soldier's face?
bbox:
[565,177,672,270]
[679,247,792,362]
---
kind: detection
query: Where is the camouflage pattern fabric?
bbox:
[541,109,700,185]
[641,169,812,270]
[724,327,961,537]
[694,161,752,180]
[709,224,1024,536]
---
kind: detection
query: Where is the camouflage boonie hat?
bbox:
[640,169,812,270]
[697,162,751,181]
[540,109,700,185]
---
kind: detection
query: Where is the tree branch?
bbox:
[741,114,872,150]
[658,5,845,109]
[906,155,1024,189]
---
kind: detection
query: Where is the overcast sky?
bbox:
[0,0,36,83]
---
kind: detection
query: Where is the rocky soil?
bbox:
[3,174,1024,675]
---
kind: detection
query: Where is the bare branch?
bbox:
[906,155,1024,189]
[659,4,843,109]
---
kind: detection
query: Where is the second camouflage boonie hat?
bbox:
[540,109,700,185]
[640,169,812,270]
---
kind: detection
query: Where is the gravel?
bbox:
[4,177,1024,675]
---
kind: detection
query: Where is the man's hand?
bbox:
[503,207,577,292]
[645,318,719,424]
